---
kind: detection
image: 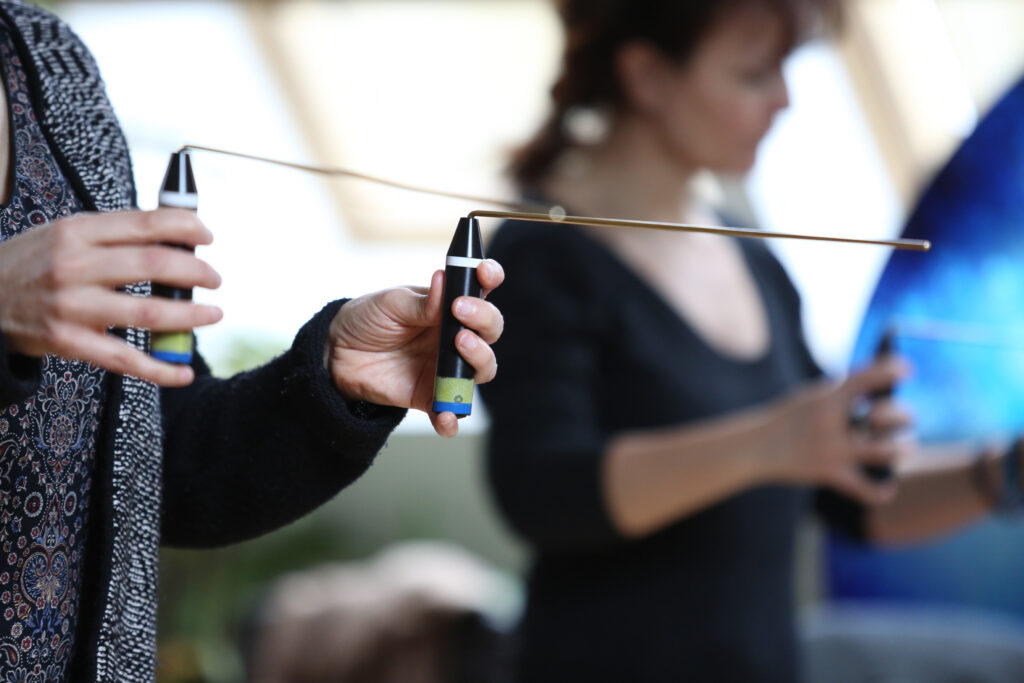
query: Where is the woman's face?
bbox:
[632,4,792,173]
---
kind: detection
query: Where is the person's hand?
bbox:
[327,260,505,438]
[761,357,913,504]
[0,209,222,386]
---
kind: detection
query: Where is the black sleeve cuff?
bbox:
[0,329,42,406]
[160,298,410,548]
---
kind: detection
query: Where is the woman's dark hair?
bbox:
[510,0,841,186]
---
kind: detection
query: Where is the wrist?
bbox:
[1002,438,1024,514]
[700,401,791,488]
[0,317,26,356]
[974,439,1024,515]
[325,308,343,370]
[325,300,364,370]
[972,448,1002,510]
[747,400,796,484]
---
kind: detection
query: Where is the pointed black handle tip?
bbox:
[161,150,197,195]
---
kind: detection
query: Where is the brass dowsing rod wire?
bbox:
[468,211,931,252]
[181,144,930,252]
[181,144,545,213]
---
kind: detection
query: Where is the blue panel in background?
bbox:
[831,73,1024,616]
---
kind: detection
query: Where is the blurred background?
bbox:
[35,0,1024,680]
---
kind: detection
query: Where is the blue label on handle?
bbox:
[433,401,472,416]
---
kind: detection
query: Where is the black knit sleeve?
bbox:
[159,299,407,548]
[479,225,622,553]
[0,327,42,406]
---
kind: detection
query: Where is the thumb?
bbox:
[377,270,445,327]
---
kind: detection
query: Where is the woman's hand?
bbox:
[0,209,223,386]
[327,260,505,438]
[762,358,913,504]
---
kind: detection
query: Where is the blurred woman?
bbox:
[480,1,1012,681]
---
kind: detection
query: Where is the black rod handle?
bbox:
[862,329,897,482]
[150,150,198,364]
[432,217,484,417]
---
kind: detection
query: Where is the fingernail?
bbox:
[459,332,478,350]
[455,299,475,317]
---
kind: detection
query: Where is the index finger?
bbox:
[843,357,911,399]
[476,259,505,299]
[74,209,213,248]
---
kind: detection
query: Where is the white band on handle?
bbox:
[159,192,199,209]
[446,256,484,269]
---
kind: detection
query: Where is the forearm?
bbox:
[161,301,406,547]
[603,404,775,537]
[867,443,994,545]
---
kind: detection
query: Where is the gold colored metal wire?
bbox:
[468,211,931,252]
[182,144,930,252]
[181,144,547,212]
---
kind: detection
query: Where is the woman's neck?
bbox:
[542,115,698,224]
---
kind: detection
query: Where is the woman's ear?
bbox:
[615,42,675,117]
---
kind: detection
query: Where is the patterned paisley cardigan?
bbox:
[0,2,407,679]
